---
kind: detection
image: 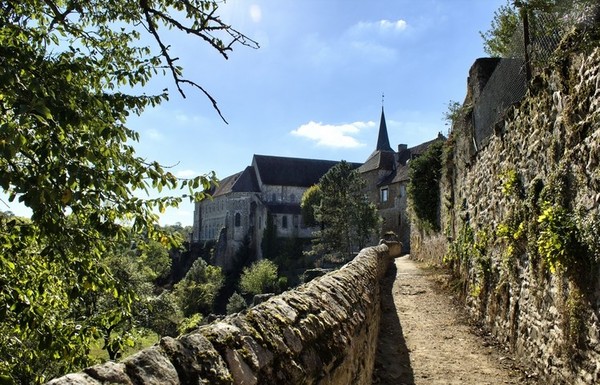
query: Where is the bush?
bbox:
[173,259,224,316]
[239,260,279,296]
[226,292,247,314]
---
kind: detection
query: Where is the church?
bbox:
[191,109,444,270]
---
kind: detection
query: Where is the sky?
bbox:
[6,0,507,226]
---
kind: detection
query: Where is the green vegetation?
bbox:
[226,292,248,315]
[0,1,255,383]
[300,185,322,227]
[303,161,381,263]
[480,0,520,57]
[173,259,225,317]
[407,140,444,233]
[239,260,279,296]
[443,100,472,129]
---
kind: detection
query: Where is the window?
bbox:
[293,215,298,228]
[282,215,288,228]
[235,212,241,227]
[380,187,389,202]
[290,194,296,202]
[272,193,277,202]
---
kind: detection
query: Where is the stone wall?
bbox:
[419,41,600,384]
[47,243,398,385]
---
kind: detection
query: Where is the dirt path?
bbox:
[372,255,538,385]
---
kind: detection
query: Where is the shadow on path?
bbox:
[372,260,415,385]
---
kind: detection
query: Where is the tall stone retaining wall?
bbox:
[47,243,396,385]
[423,42,600,384]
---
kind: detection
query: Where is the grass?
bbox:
[88,329,161,363]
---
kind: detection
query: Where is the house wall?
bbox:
[259,184,305,205]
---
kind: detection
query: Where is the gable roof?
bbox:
[358,150,396,173]
[211,166,259,197]
[252,155,360,187]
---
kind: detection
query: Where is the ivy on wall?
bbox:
[407,140,444,233]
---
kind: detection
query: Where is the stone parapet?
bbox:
[47,244,393,385]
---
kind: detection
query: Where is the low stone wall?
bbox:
[48,243,396,385]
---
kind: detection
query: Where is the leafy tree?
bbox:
[0,214,91,383]
[143,291,183,338]
[226,292,248,315]
[173,258,224,317]
[177,313,204,335]
[300,185,322,227]
[306,161,380,262]
[138,239,172,282]
[480,1,520,57]
[239,259,279,296]
[0,1,255,383]
[73,232,174,360]
[407,141,444,232]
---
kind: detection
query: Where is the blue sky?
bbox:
[138,0,506,226]
[7,0,507,226]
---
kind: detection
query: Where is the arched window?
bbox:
[235,212,241,227]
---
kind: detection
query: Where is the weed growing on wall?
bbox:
[536,203,580,274]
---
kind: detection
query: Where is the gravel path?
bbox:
[372,255,538,385]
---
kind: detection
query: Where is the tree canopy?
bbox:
[480,1,520,57]
[0,1,256,383]
[304,161,380,263]
[239,259,279,296]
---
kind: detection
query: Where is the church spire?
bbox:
[376,106,393,152]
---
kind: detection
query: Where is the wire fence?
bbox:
[472,0,599,150]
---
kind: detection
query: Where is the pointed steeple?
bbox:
[376,106,393,152]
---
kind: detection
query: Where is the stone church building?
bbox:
[192,108,444,270]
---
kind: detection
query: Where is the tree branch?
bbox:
[138,0,259,123]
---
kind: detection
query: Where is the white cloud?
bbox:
[349,19,408,36]
[290,121,375,148]
[249,4,262,23]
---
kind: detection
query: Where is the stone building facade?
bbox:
[192,155,359,270]
[192,109,443,267]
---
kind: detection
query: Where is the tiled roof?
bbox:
[253,155,360,187]
[391,164,411,184]
[358,150,396,173]
[367,134,447,186]
[212,166,259,197]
